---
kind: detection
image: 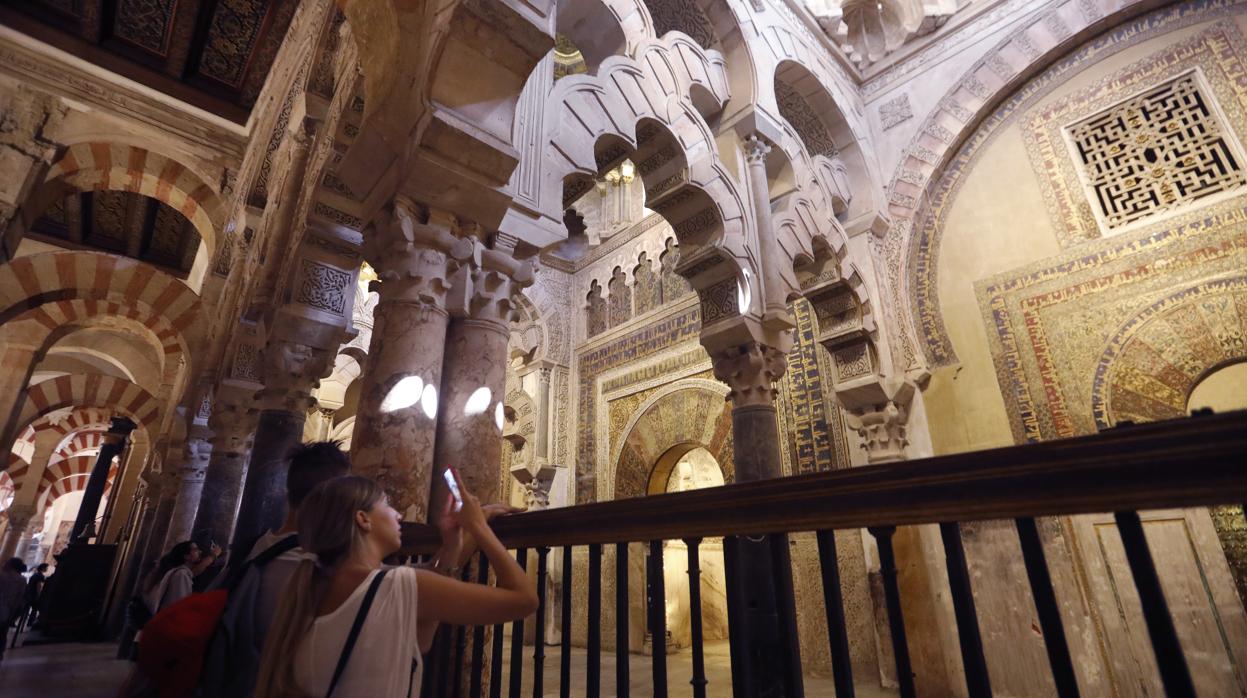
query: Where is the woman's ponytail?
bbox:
[254,558,318,698]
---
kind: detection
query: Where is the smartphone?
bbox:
[443,467,463,511]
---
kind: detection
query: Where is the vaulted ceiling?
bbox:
[32,191,202,277]
[0,0,299,123]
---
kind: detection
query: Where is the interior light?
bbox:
[464,387,492,416]
[495,402,505,431]
[380,376,424,413]
[421,384,438,419]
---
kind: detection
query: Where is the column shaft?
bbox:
[352,298,450,521]
[433,318,509,507]
[231,408,304,548]
[192,437,251,547]
[0,506,34,560]
[71,418,135,542]
[164,445,208,547]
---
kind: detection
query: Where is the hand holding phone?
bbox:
[443,466,464,512]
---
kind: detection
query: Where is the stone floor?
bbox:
[494,639,900,698]
[0,638,130,698]
[0,634,898,697]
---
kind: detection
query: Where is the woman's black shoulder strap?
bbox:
[326,568,390,697]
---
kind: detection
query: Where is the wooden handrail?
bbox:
[399,410,1247,553]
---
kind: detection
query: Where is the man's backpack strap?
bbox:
[220,534,300,592]
[327,569,389,697]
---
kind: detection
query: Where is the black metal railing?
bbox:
[405,410,1247,698]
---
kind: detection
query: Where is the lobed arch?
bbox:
[882,0,1170,368]
[610,381,734,502]
[50,429,107,466]
[10,143,226,258]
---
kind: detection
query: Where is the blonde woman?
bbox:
[254,473,536,697]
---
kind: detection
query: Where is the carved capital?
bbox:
[743,134,772,165]
[510,463,559,510]
[711,342,788,407]
[4,504,35,530]
[206,392,258,454]
[255,337,335,412]
[365,199,475,311]
[845,401,909,464]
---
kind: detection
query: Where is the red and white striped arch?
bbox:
[35,143,225,254]
[12,407,112,457]
[42,471,115,510]
[0,251,200,335]
[51,430,106,465]
[16,375,160,437]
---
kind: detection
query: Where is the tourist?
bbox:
[253,472,537,698]
[23,562,47,625]
[0,558,27,661]
[143,540,220,614]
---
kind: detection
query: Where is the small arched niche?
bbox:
[1187,361,1247,414]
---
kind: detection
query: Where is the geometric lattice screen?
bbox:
[1068,71,1247,230]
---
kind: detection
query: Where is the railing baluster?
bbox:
[451,564,472,698]
[509,548,528,698]
[533,547,549,698]
[587,543,602,697]
[560,545,573,698]
[491,553,506,698]
[685,538,707,698]
[648,539,668,698]
[815,529,855,697]
[1014,517,1079,697]
[868,526,915,698]
[616,542,630,698]
[1114,511,1196,698]
[939,522,991,698]
[471,553,491,698]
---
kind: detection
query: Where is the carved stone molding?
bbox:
[255,337,335,413]
[844,397,909,463]
[365,199,475,313]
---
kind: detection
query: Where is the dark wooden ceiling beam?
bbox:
[0,4,249,124]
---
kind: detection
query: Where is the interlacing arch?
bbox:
[15,143,225,256]
[16,375,160,437]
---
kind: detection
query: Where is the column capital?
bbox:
[710,341,788,408]
[364,199,475,310]
[510,463,559,510]
[743,134,772,164]
[255,336,335,413]
[207,386,258,453]
[4,504,35,528]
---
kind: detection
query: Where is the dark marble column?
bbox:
[192,392,256,547]
[711,341,804,697]
[231,335,332,550]
[71,417,135,542]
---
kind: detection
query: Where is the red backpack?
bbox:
[137,536,297,697]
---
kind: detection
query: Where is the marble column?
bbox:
[139,470,180,571]
[163,432,210,547]
[743,135,794,329]
[352,201,472,521]
[192,393,256,547]
[71,417,136,542]
[534,367,552,461]
[432,250,532,511]
[711,339,804,696]
[711,342,789,481]
[0,504,34,561]
[231,336,332,549]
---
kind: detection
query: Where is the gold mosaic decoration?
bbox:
[1067,72,1247,231]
